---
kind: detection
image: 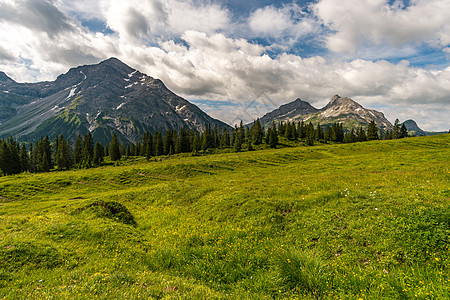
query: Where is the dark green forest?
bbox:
[0,118,409,176]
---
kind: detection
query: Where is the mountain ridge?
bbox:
[258,95,393,131]
[0,58,229,144]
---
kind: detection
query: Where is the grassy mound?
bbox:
[73,200,137,226]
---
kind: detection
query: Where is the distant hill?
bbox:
[258,95,393,131]
[402,119,448,136]
[0,58,229,144]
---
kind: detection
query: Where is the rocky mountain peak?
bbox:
[257,97,319,125]
[325,95,361,109]
[0,71,14,83]
[331,94,341,102]
[258,94,393,131]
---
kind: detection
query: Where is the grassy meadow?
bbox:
[0,134,449,299]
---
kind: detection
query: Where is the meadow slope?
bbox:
[0,135,449,299]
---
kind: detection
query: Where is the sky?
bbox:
[0,0,449,131]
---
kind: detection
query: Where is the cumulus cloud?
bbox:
[0,0,116,81]
[100,0,230,42]
[248,3,318,45]
[58,0,104,21]
[314,0,450,53]
[0,0,74,38]
[0,0,448,130]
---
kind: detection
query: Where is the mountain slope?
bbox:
[402,119,447,136]
[258,98,319,125]
[258,95,393,131]
[0,58,229,144]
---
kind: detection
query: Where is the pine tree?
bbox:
[56,136,72,170]
[238,121,245,143]
[284,122,293,140]
[298,121,306,139]
[0,140,10,175]
[7,137,21,174]
[367,120,379,140]
[392,119,401,139]
[73,134,83,166]
[220,128,230,148]
[29,144,37,173]
[267,123,278,148]
[163,130,174,155]
[154,131,163,156]
[119,142,125,157]
[192,131,201,154]
[35,136,52,172]
[213,124,220,148]
[315,123,324,141]
[81,133,94,167]
[104,144,109,157]
[201,125,214,151]
[109,133,121,161]
[251,118,264,145]
[93,142,104,165]
[233,127,243,152]
[400,123,408,138]
[324,125,333,142]
[357,127,367,142]
[306,122,315,142]
[142,132,153,158]
[19,143,29,172]
[385,130,392,140]
[289,122,297,140]
[178,128,190,153]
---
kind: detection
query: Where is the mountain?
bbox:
[402,119,447,136]
[258,98,319,125]
[0,58,229,144]
[258,95,393,131]
[402,120,427,136]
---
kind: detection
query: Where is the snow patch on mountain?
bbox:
[116,102,126,110]
[125,82,137,89]
[66,87,77,100]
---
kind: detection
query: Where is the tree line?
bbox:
[0,118,410,176]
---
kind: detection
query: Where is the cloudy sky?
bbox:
[0,0,449,130]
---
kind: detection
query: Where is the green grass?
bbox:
[0,135,449,299]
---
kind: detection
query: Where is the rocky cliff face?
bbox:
[0,58,229,144]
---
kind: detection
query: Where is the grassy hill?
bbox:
[0,135,449,299]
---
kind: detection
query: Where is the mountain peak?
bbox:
[0,57,228,143]
[402,119,425,136]
[0,71,14,83]
[331,94,341,101]
[98,57,129,68]
[257,97,319,125]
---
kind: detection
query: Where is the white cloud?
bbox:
[100,0,230,42]
[0,0,448,130]
[248,4,318,45]
[314,0,450,53]
[58,0,104,21]
[0,1,116,82]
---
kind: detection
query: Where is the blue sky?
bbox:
[0,0,449,130]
